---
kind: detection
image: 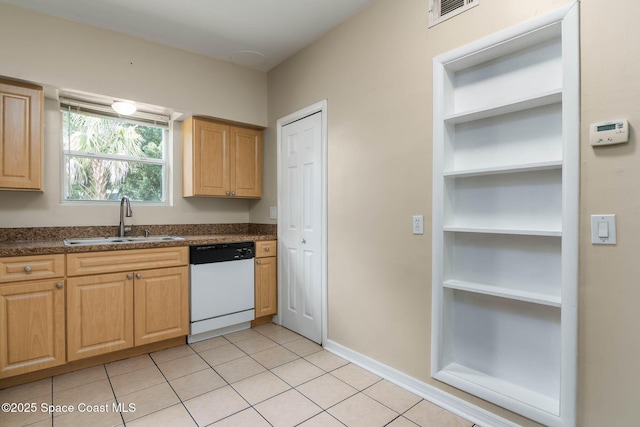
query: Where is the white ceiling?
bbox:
[0,0,375,71]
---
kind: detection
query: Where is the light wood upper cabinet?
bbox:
[255,241,277,318]
[0,279,66,378]
[0,79,43,191]
[183,117,262,198]
[230,126,262,198]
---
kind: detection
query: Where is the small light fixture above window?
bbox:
[111,101,137,115]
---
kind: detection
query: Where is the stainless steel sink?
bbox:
[63,236,184,246]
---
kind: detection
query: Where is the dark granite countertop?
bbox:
[0,224,276,257]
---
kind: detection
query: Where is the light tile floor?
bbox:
[0,324,477,427]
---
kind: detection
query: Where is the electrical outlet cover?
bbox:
[413,215,424,235]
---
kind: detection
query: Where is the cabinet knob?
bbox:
[264,247,270,252]
[56,282,63,289]
[127,273,133,280]
[24,265,32,273]
[301,239,306,244]
[226,191,231,196]
[256,260,261,265]
[136,273,142,279]
[231,191,236,196]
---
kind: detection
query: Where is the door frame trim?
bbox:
[275,99,328,345]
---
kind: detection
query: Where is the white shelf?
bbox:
[443,279,561,307]
[446,103,563,173]
[443,226,562,237]
[436,363,560,416]
[444,89,562,125]
[443,160,562,178]
[432,5,579,426]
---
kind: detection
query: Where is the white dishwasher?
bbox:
[188,242,255,343]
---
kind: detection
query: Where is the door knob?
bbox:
[301,239,306,244]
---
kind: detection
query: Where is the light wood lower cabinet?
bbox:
[67,273,134,361]
[0,253,66,379]
[0,248,189,379]
[0,279,66,378]
[66,248,189,361]
[134,266,189,346]
[255,241,277,318]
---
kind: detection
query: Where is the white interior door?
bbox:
[279,111,323,344]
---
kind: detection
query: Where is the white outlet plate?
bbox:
[412,215,424,235]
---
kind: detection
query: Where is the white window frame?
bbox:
[60,101,171,205]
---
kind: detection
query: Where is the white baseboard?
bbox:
[323,339,521,427]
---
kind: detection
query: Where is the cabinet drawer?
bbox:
[0,254,64,283]
[67,247,188,277]
[255,240,276,258]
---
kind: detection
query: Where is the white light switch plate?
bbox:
[412,215,424,235]
[269,206,277,220]
[591,214,616,244]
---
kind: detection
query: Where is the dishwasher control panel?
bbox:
[189,241,255,264]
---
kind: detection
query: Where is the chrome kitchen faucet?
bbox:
[119,196,133,237]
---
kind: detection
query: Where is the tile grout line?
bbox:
[194,329,312,427]
[143,348,199,427]
[187,339,270,427]
[248,328,391,426]
[101,363,127,427]
[245,328,391,426]
[49,376,54,426]
[184,327,326,426]
[243,327,329,427]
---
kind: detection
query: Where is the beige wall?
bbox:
[0,2,267,227]
[579,0,640,423]
[261,0,640,425]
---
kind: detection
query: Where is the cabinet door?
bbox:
[0,80,43,190]
[134,266,189,346]
[67,273,133,361]
[192,119,230,196]
[255,257,277,317]
[0,280,65,378]
[230,126,262,198]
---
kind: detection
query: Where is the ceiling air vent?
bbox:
[429,0,479,28]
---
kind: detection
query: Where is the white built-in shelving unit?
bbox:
[431,3,579,427]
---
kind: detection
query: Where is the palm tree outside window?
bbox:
[61,105,168,203]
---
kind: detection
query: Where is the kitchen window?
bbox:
[61,100,170,203]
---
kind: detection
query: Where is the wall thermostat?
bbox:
[590,119,629,146]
